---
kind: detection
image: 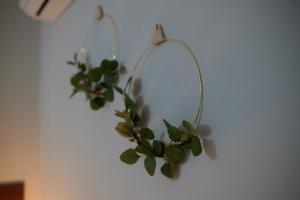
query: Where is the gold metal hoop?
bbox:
[129,28,204,127]
[80,6,120,69]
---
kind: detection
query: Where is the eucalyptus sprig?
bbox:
[115,78,203,179]
[67,55,123,111]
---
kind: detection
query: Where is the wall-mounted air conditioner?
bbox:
[19,0,73,22]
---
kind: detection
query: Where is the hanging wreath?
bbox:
[114,25,209,179]
[66,14,213,178]
[67,6,123,110]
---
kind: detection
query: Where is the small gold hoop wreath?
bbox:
[67,6,123,111]
[115,25,211,179]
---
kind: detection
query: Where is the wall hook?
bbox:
[152,24,166,46]
[96,6,104,20]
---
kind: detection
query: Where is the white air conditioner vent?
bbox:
[19,0,73,22]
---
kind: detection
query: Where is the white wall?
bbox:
[0,1,40,200]
[39,0,300,200]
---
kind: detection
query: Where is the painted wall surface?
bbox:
[0,1,40,200]
[39,0,300,200]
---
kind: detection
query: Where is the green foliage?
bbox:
[90,97,105,111]
[78,63,86,72]
[67,47,209,179]
[182,120,196,134]
[69,89,80,99]
[161,163,175,179]
[135,140,153,156]
[179,140,192,151]
[163,119,189,142]
[68,58,122,110]
[114,86,124,95]
[100,59,110,71]
[67,61,76,65]
[122,93,140,126]
[153,140,165,157]
[124,93,134,110]
[124,76,133,91]
[165,146,185,164]
[70,72,85,88]
[191,136,202,156]
[108,60,118,71]
[140,127,154,140]
[115,122,134,138]
[103,88,114,102]
[115,110,130,121]
[120,149,140,164]
[88,67,102,82]
[113,77,207,179]
[103,73,116,86]
[144,156,156,176]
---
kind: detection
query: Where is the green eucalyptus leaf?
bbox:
[90,97,105,110]
[69,89,79,98]
[73,53,77,62]
[115,110,130,121]
[131,111,140,126]
[142,140,152,150]
[124,76,133,91]
[77,84,90,96]
[129,103,138,116]
[163,119,188,142]
[153,140,165,157]
[115,122,133,138]
[124,94,134,110]
[114,85,124,95]
[78,63,86,72]
[103,73,115,86]
[140,127,154,140]
[120,149,140,165]
[191,136,202,156]
[161,163,175,179]
[165,146,185,164]
[144,156,156,176]
[103,88,114,102]
[99,82,108,88]
[136,140,153,156]
[179,140,192,151]
[100,59,110,71]
[162,119,172,129]
[70,73,85,88]
[67,61,75,65]
[88,67,102,82]
[135,145,144,154]
[182,120,196,134]
[107,60,118,71]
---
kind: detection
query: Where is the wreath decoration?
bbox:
[67,7,123,110]
[114,25,208,179]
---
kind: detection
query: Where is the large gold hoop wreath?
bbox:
[114,25,209,179]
